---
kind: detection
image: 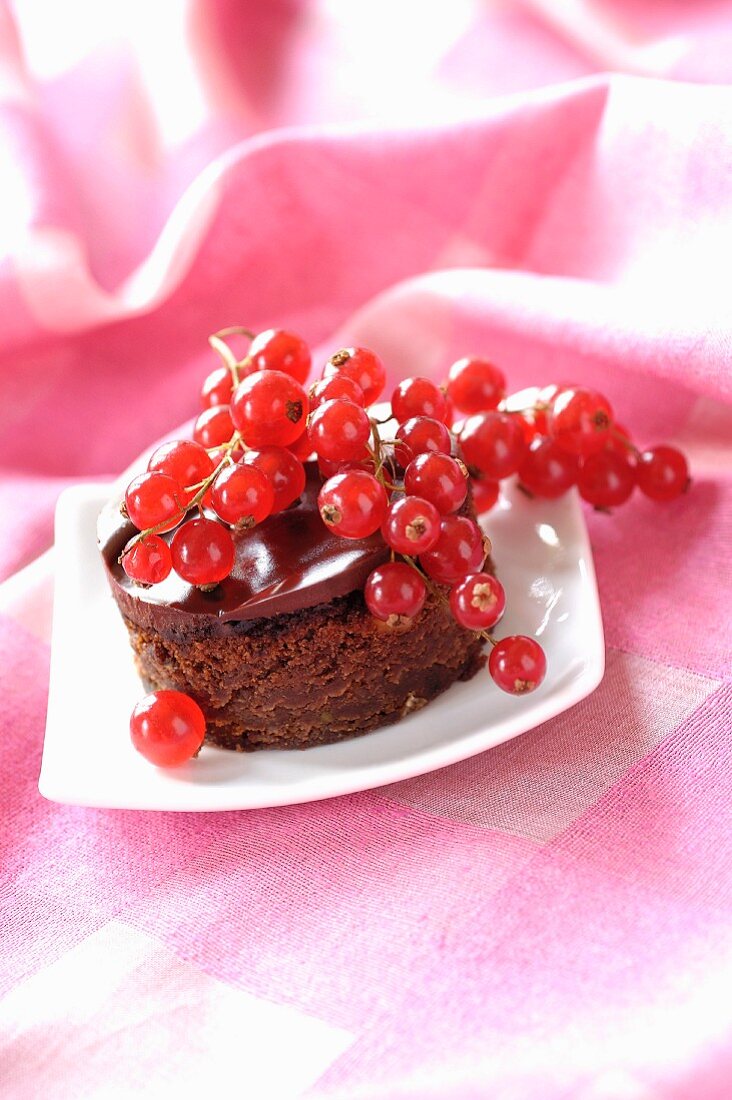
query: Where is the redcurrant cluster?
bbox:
[124,332,689,765]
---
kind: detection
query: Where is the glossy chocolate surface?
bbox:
[98,463,389,632]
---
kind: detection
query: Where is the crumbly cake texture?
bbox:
[121,585,485,751]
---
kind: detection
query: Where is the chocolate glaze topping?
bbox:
[98,463,389,634]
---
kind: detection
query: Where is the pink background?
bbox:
[1,2,731,1096]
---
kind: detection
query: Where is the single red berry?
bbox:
[130,690,206,767]
[287,428,314,461]
[449,573,506,631]
[210,463,275,528]
[459,412,528,481]
[391,377,447,423]
[394,416,451,468]
[323,347,386,404]
[548,387,613,457]
[243,447,306,512]
[603,423,636,463]
[518,437,579,499]
[247,329,311,384]
[364,563,427,623]
[446,357,506,414]
[489,635,546,694]
[381,495,441,555]
[201,365,234,409]
[404,452,468,515]
[308,398,371,463]
[121,535,172,586]
[471,478,500,513]
[148,439,215,506]
[419,515,486,584]
[193,405,235,449]
[318,470,388,539]
[231,370,308,447]
[309,374,364,411]
[171,518,235,587]
[637,445,689,502]
[578,450,636,509]
[125,471,182,532]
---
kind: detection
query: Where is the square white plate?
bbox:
[39,476,604,811]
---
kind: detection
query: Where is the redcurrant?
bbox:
[391,377,447,423]
[148,440,215,505]
[578,450,636,508]
[394,416,451,468]
[171,518,235,587]
[244,447,306,512]
[446,357,506,414]
[381,495,441,555]
[517,437,579,498]
[419,515,486,584]
[459,412,527,481]
[247,329,311,384]
[121,535,172,586]
[210,463,275,527]
[471,478,500,513]
[449,573,505,631]
[548,387,613,456]
[308,398,371,463]
[201,366,234,408]
[404,452,468,515]
[193,405,235,449]
[309,374,364,410]
[637,445,689,502]
[323,347,386,404]
[318,470,388,539]
[489,636,546,694]
[231,370,308,447]
[130,691,205,766]
[125,472,182,532]
[365,563,427,622]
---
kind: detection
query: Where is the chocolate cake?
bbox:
[99,463,485,750]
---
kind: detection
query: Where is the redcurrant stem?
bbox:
[212,325,255,341]
[119,433,243,560]
[611,427,641,457]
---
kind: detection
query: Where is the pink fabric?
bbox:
[2,2,732,1096]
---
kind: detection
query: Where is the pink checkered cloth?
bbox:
[1,2,731,1096]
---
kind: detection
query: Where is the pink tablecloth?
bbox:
[1,3,731,1096]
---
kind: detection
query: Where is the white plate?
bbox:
[39,475,604,811]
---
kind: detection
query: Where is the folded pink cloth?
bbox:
[1,3,731,1097]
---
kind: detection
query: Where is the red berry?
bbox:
[318,470,388,539]
[548,387,613,456]
[193,405,235,449]
[381,495,441,555]
[394,416,451,468]
[419,515,486,584]
[471,478,500,513]
[323,347,386,404]
[459,412,527,481]
[121,535,172,586]
[603,423,635,463]
[637,445,689,502]
[308,398,371,463]
[148,440,215,506]
[449,573,505,631]
[201,365,234,408]
[404,452,468,515]
[244,447,306,512]
[489,635,546,694]
[309,374,364,411]
[125,471,182,532]
[247,329,311,384]
[578,450,636,508]
[446,357,506,414]
[391,377,447,423]
[171,518,235,587]
[130,690,205,767]
[210,463,274,527]
[287,429,314,461]
[364,563,427,622]
[518,437,579,499]
[231,370,308,447]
